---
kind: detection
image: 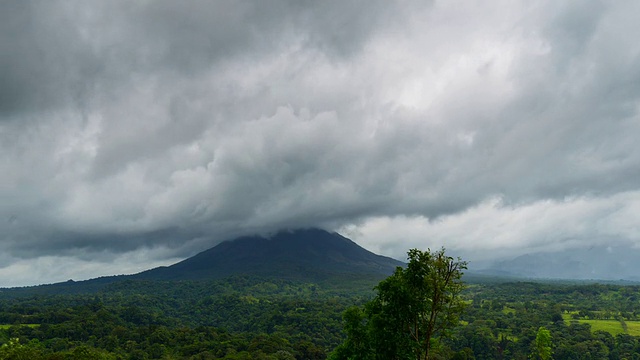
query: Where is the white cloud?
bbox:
[344,191,640,263]
[0,248,182,288]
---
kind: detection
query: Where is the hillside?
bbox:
[134,228,404,281]
[477,245,640,281]
[0,228,403,297]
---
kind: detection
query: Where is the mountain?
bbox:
[0,229,403,297]
[134,228,404,281]
[476,245,640,281]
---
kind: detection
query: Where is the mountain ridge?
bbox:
[134,228,405,281]
[0,228,405,295]
[475,245,640,281]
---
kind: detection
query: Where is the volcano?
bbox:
[135,228,404,281]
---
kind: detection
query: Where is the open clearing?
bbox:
[562,314,640,336]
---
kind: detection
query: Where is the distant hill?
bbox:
[476,245,640,281]
[0,229,404,296]
[134,228,405,281]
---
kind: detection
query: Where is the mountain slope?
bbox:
[135,228,404,281]
[477,245,640,281]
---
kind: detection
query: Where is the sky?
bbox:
[2,0,640,287]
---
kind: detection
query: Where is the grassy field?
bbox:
[581,319,627,336]
[562,314,640,336]
[625,321,640,336]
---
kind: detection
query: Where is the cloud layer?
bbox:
[2,0,640,286]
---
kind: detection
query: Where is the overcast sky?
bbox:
[2,0,640,287]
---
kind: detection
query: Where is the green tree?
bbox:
[0,338,43,360]
[331,248,467,360]
[329,306,372,360]
[534,327,552,360]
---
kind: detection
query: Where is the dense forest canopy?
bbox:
[2,269,640,359]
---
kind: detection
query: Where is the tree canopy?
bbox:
[331,248,467,360]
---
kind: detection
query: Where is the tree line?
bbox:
[2,249,640,359]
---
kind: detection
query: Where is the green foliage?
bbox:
[329,306,371,360]
[534,327,552,360]
[0,276,367,359]
[3,269,640,359]
[0,338,44,360]
[332,248,467,360]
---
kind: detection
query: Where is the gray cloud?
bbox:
[0,2,101,116]
[1,0,640,285]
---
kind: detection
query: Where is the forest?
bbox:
[2,273,640,359]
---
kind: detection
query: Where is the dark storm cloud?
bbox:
[0,0,410,115]
[0,2,100,116]
[1,0,640,285]
[120,0,405,68]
